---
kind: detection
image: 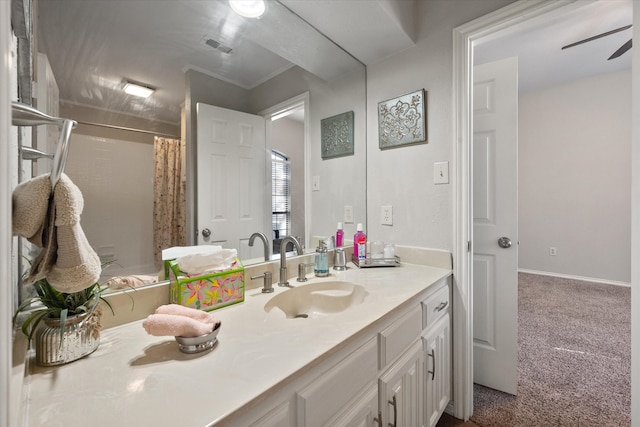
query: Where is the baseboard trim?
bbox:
[518,269,631,287]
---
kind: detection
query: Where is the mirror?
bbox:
[34,0,366,286]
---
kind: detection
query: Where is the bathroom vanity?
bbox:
[20,249,452,427]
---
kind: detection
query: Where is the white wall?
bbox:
[65,134,155,279]
[366,0,514,249]
[518,70,631,283]
[250,65,367,244]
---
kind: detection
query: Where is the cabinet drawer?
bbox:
[378,305,422,369]
[296,338,377,427]
[422,285,449,329]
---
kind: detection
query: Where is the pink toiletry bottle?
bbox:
[336,222,344,247]
[353,223,367,260]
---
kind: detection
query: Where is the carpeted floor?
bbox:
[470,272,631,427]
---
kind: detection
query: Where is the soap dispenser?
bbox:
[314,240,329,277]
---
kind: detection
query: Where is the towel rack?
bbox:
[11,102,78,190]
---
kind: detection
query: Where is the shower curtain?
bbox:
[153,136,186,268]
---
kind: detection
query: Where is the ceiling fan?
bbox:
[561,24,632,60]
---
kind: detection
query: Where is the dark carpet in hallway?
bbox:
[470,272,631,427]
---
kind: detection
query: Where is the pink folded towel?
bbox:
[142,314,213,337]
[155,304,216,325]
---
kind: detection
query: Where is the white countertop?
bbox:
[23,261,451,427]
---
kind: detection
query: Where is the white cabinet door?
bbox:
[424,314,451,427]
[250,401,291,427]
[379,340,423,427]
[327,385,379,427]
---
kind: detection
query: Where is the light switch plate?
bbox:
[344,205,354,223]
[434,161,449,184]
[312,175,320,191]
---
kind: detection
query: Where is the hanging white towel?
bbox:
[12,173,101,292]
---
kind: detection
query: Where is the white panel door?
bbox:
[472,57,518,394]
[196,103,269,259]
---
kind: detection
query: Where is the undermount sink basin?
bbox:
[264,281,368,319]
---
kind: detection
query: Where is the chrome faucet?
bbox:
[248,232,270,262]
[278,236,303,287]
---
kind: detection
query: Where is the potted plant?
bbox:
[13,262,122,366]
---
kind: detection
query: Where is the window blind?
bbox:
[271,151,290,237]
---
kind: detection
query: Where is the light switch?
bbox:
[434,161,449,184]
[344,205,354,223]
[312,175,320,191]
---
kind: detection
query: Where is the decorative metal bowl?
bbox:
[174,321,221,354]
[35,311,101,366]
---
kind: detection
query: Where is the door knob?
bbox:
[498,237,512,248]
[201,228,211,238]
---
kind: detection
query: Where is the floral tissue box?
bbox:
[165,258,245,312]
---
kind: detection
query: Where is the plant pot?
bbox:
[35,311,101,366]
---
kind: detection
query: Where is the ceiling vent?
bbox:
[202,37,233,55]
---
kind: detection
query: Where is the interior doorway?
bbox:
[453,0,634,421]
[471,0,632,397]
[260,92,310,252]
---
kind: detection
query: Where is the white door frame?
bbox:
[452,0,598,419]
[1,2,13,425]
[259,92,310,248]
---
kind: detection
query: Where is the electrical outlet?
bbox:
[381,205,393,226]
[344,205,354,223]
[549,247,557,256]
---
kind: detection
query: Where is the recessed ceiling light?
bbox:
[229,0,266,18]
[123,81,155,98]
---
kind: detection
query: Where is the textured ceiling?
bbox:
[475,0,632,93]
[37,0,415,124]
[37,0,632,125]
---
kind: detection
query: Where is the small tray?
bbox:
[352,255,400,268]
[175,321,221,354]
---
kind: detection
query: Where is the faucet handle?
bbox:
[297,262,313,282]
[251,272,273,293]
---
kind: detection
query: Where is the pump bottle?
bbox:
[314,240,329,277]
